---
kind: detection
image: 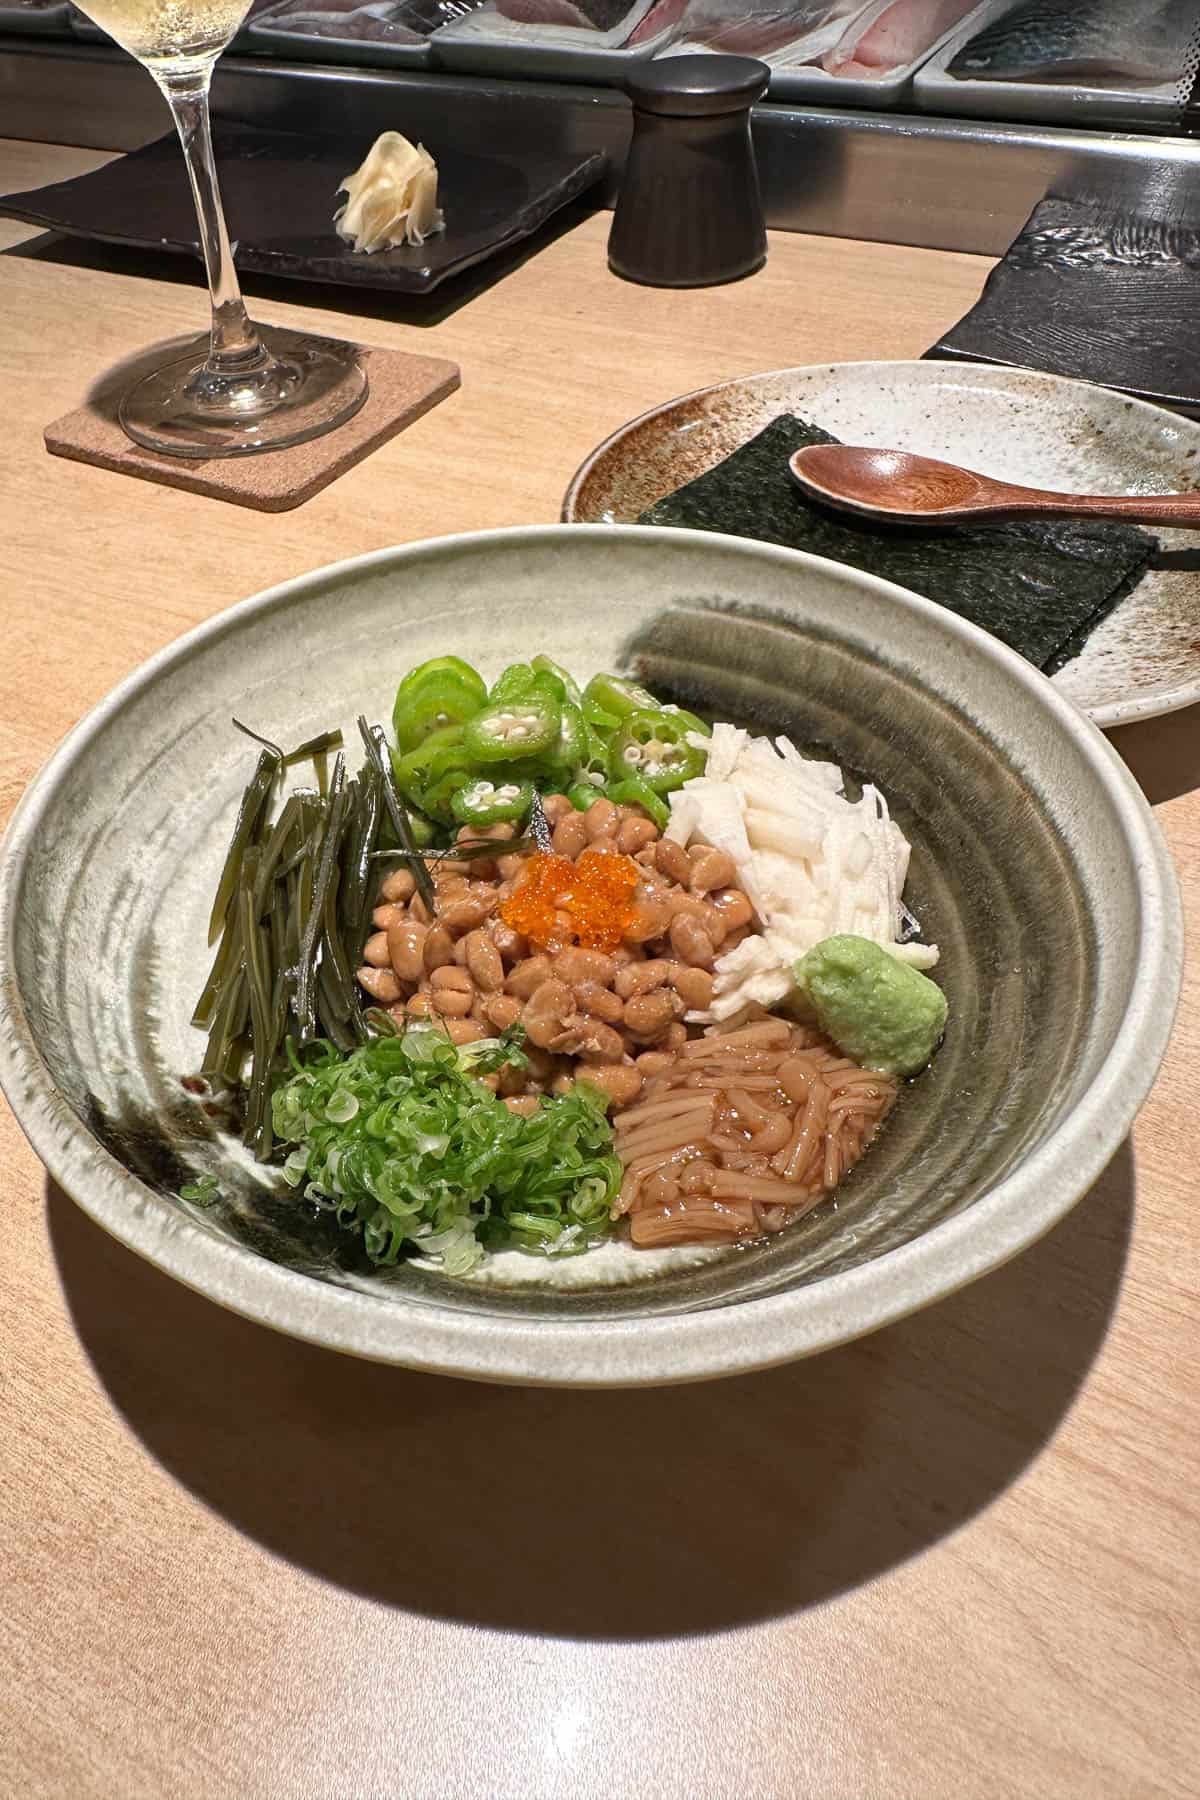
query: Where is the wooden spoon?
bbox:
[788,444,1200,528]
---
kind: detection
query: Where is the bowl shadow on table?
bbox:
[1109,699,1200,805]
[3,193,600,332]
[46,1143,1133,1643]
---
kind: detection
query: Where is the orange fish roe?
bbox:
[501,848,641,953]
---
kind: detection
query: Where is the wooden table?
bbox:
[3,135,1198,1800]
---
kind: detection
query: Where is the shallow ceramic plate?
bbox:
[562,361,1200,728]
[0,527,1181,1385]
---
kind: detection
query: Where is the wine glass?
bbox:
[71,0,368,457]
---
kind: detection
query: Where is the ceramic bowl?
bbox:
[0,526,1181,1385]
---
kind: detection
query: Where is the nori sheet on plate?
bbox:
[636,414,1155,673]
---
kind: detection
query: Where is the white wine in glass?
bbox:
[76,0,368,457]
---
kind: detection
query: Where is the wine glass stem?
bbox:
[157,72,267,374]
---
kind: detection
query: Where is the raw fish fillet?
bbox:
[268,0,374,16]
[441,0,650,42]
[285,10,425,37]
[263,0,426,37]
[626,0,687,43]
[693,8,829,53]
[824,0,975,76]
[673,0,860,61]
[498,0,634,26]
[947,0,1195,87]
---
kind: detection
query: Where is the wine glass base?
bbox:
[119,327,368,459]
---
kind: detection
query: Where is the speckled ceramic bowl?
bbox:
[0,526,1182,1385]
[563,360,1200,728]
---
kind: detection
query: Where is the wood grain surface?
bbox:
[2,136,1198,1800]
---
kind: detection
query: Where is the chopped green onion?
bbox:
[180,1173,221,1207]
[271,1025,620,1268]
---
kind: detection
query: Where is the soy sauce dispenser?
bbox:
[608,55,770,289]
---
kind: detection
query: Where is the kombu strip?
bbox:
[637,414,1155,673]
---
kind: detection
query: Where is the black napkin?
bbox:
[637,414,1154,673]
[926,183,1200,418]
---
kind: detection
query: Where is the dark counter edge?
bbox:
[5,37,1200,257]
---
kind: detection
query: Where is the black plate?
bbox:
[926,184,1200,419]
[0,120,607,294]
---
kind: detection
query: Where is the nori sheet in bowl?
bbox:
[637,414,1155,673]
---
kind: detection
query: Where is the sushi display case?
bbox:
[7,0,1199,127]
[429,0,991,100]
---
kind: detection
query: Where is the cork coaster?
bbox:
[44,333,461,512]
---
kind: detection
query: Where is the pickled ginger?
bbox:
[334,131,445,254]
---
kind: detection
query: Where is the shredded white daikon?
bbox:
[668,725,938,1021]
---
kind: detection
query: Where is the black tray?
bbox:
[0,120,607,294]
[927,187,1200,419]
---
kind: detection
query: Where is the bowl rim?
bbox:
[559,356,1200,729]
[0,523,1183,1387]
